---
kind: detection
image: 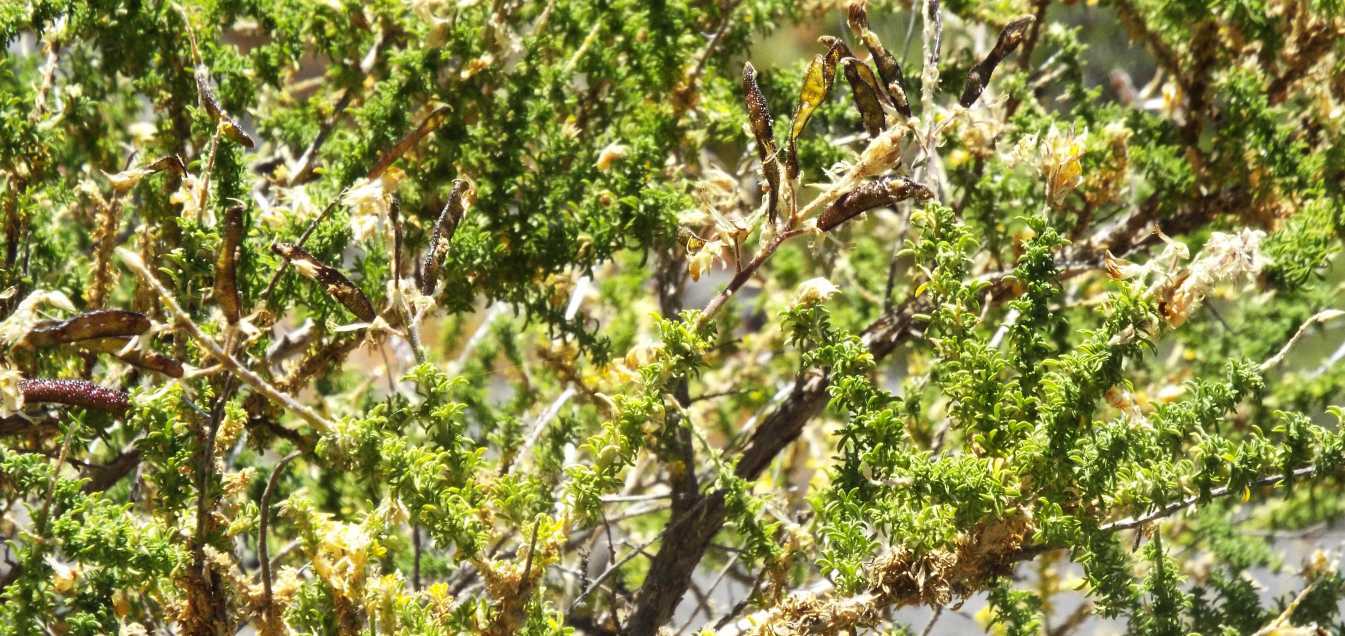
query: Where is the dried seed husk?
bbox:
[419,179,471,296]
[277,333,363,394]
[79,337,185,378]
[214,204,244,324]
[786,41,846,180]
[843,58,889,138]
[195,65,256,149]
[848,1,912,117]
[23,310,151,348]
[816,177,934,231]
[271,243,377,322]
[20,378,129,414]
[742,62,780,222]
[959,15,1036,108]
[888,81,913,120]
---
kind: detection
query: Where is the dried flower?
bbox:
[102,167,152,193]
[169,172,206,223]
[0,289,75,347]
[343,170,404,243]
[46,556,80,594]
[0,366,23,417]
[687,239,727,281]
[1160,229,1268,326]
[795,277,840,306]
[595,143,629,171]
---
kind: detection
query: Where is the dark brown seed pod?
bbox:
[959,15,1036,108]
[271,243,377,323]
[195,65,256,149]
[419,180,471,296]
[742,62,780,222]
[842,58,889,138]
[214,204,244,324]
[80,337,185,378]
[816,177,935,231]
[20,378,130,414]
[847,1,911,117]
[24,310,152,348]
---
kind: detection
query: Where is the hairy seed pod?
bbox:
[742,62,780,222]
[959,15,1036,108]
[24,310,151,348]
[214,204,244,324]
[842,58,889,138]
[816,177,935,231]
[271,243,377,322]
[195,64,256,148]
[847,1,912,117]
[419,180,471,296]
[80,337,185,378]
[20,378,130,414]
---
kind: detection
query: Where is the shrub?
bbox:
[0,0,1343,633]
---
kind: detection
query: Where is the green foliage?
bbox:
[0,0,1343,633]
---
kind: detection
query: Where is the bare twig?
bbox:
[259,451,301,621]
[118,247,336,433]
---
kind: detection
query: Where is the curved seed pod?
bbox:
[24,310,151,348]
[848,1,911,117]
[214,204,244,324]
[271,243,377,322]
[816,177,935,231]
[146,154,186,175]
[742,63,780,222]
[20,378,129,414]
[195,65,256,149]
[959,15,1036,108]
[80,337,185,378]
[842,58,889,138]
[419,180,471,296]
[786,40,847,180]
[369,105,451,181]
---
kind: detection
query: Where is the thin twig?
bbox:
[1102,465,1319,532]
[118,247,336,432]
[921,605,944,636]
[1260,308,1344,372]
[570,496,710,611]
[259,451,301,617]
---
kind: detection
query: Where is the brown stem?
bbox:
[259,451,301,625]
